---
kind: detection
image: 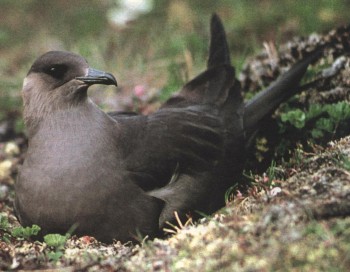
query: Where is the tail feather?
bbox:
[162,13,236,108]
[243,48,323,138]
[208,13,231,68]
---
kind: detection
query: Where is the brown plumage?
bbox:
[15,14,322,242]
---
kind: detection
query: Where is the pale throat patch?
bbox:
[22,76,33,92]
[23,77,29,88]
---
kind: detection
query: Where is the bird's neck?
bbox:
[25,99,120,167]
[24,99,103,137]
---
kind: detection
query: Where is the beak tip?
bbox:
[76,68,118,87]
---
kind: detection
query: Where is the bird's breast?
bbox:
[18,107,125,195]
[16,110,126,226]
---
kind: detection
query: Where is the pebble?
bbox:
[4,142,20,156]
[0,184,9,201]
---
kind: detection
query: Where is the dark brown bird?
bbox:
[15,14,322,242]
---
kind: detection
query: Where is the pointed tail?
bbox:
[163,13,236,108]
[208,13,231,68]
[243,48,323,137]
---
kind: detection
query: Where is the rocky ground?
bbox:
[0,25,350,271]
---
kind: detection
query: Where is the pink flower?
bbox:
[236,190,243,199]
[134,85,146,98]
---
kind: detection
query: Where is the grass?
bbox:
[0,0,349,120]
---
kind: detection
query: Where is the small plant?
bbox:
[46,251,64,262]
[225,184,238,204]
[0,213,12,243]
[281,108,306,129]
[44,233,69,249]
[0,213,9,231]
[280,101,350,140]
[267,101,350,164]
[11,225,41,240]
[332,153,350,172]
[44,233,69,262]
[1,214,41,242]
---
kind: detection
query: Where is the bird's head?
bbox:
[22,51,117,131]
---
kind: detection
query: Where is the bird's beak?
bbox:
[76,68,117,86]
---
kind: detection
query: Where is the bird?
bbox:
[15,14,322,243]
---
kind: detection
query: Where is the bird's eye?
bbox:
[45,64,67,79]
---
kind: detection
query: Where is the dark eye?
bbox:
[45,64,67,79]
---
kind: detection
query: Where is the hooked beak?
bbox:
[76,68,117,86]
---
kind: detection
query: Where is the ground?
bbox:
[1,131,350,271]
